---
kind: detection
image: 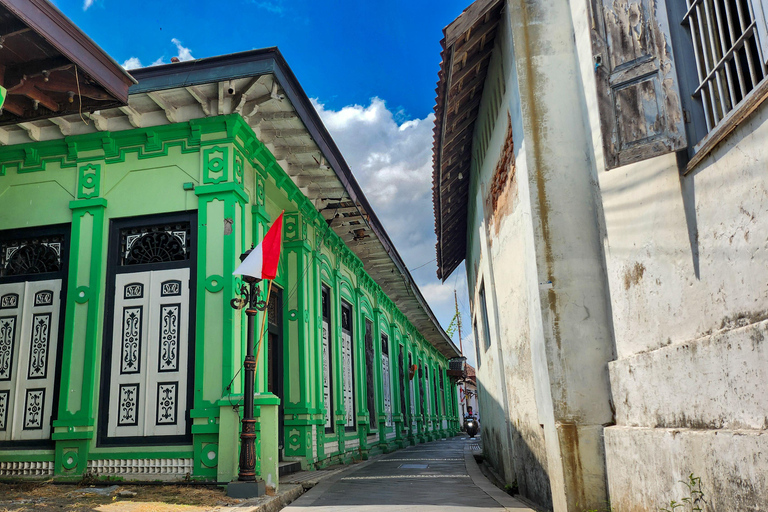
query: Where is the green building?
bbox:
[0,48,461,483]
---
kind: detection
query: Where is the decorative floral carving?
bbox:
[118,384,139,426]
[27,314,50,379]
[121,307,142,374]
[0,317,15,381]
[23,389,45,430]
[156,382,177,424]
[158,305,179,372]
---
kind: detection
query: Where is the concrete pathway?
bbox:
[282,436,535,511]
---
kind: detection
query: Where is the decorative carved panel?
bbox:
[22,389,45,430]
[27,314,50,379]
[0,317,16,381]
[120,307,142,374]
[158,305,180,372]
[118,383,139,427]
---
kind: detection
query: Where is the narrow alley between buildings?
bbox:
[282,436,533,512]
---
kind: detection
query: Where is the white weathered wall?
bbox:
[568,0,768,508]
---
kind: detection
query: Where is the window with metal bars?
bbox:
[684,0,768,132]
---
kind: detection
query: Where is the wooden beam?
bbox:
[20,86,59,112]
[250,111,297,123]
[146,91,178,123]
[242,92,275,119]
[86,111,109,131]
[2,97,24,116]
[218,81,226,115]
[35,73,111,100]
[321,206,359,219]
[18,122,41,141]
[49,117,72,136]
[234,76,267,114]
[294,175,340,187]
[119,105,143,128]
[186,86,210,115]
[260,128,309,139]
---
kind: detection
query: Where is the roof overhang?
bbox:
[0,47,459,358]
[432,0,503,281]
[0,0,135,125]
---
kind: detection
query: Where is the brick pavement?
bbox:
[282,436,535,511]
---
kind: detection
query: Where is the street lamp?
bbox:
[230,247,267,484]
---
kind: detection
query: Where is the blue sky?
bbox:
[55,0,477,366]
[58,0,469,120]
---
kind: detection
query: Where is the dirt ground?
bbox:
[0,482,244,512]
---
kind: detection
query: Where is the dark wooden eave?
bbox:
[0,0,134,125]
[432,0,503,281]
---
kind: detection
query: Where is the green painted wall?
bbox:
[0,114,458,480]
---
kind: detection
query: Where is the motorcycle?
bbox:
[464,415,478,438]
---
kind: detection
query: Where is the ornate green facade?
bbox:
[0,114,460,482]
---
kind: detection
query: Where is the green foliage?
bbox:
[660,473,705,512]
[504,480,519,496]
[581,501,611,512]
[445,311,460,338]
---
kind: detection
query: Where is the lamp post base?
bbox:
[226,479,266,498]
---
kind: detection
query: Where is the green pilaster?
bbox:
[372,307,386,445]
[332,267,345,452]
[192,143,249,479]
[53,196,107,477]
[283,211,314,462]
[354,287,370,454]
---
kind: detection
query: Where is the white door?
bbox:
[107,268,189,438]
[0,280,62,441]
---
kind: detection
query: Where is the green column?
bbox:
[53,195,108,478]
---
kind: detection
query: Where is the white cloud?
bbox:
[313,97,471,353]
[254,1,284,14]
[122,57,142,70]
[142,39,195,68]
[172,38,194,61]
[83,0,95,10]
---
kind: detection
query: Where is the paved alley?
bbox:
[282,436,534,511]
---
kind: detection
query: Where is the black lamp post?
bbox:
[230,247,267,483]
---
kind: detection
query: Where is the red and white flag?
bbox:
[233,212,283,280]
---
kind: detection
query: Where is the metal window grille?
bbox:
[684,0,768,131]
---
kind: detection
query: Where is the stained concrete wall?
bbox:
[566,0,768,508]
[466,10,553,509]
[464,2,616,510]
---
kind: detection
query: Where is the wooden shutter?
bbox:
[590,0,687,169]
[753,0,768,63]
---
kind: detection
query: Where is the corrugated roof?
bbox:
[432,0,503,281]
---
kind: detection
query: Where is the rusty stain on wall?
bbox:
[623,262,645,290]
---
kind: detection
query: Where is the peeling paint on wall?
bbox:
[486,114,517,237]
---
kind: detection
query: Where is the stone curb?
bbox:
[463,444,536,511]
[225,462,370,512]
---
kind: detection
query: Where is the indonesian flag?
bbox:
[233,212,283,280]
